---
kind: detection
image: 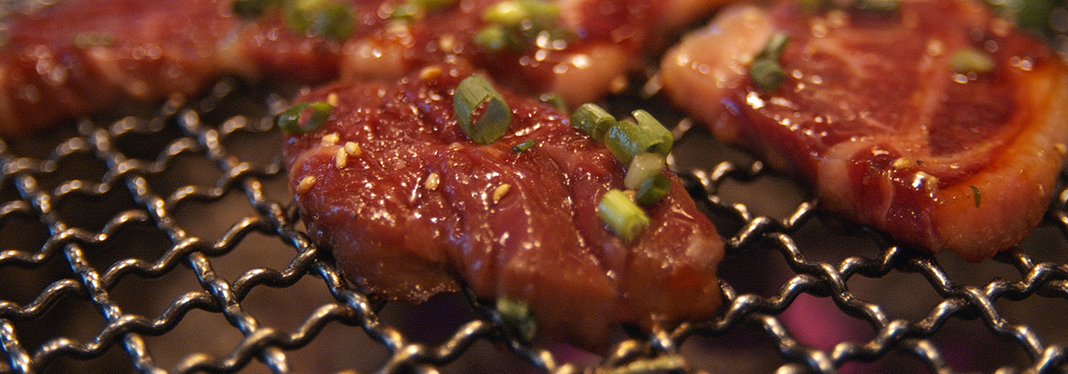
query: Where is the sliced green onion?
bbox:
[970,185,982,208]
[474,26,510,51]
[598,189,649,242]
[604,116,673,166]
[950,47,996,74]
[518,0,561,27]
[496,297,536,343]
[391,0,458,20]
[624,153,666,190]
[750,32,791,91]
[390,3,420,20]
[454,75,513,144]
[1010,0,1056,36]
[411,0,458,11]
[631,110,673,156]
[604,110,673,165]
[984,0,1056,36]
[513,139,536,153]
[635,174,671,206]
[73,32,115,48]
[570,103,615,141]
[285,0,355,42]
[477,0,565,52]
[483,0,560,28]
[756,32,790,60]
[277,101,333,134]
[853,0,901,13]
[539,93,567,112]
[750,58,788,91]
[798,0,831,13]
[605,120,646,165]
[316,4,356,41]
[483,1,529,26]
[232,0,283,17]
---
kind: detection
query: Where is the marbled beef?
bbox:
[659,0,1068,261]
[282,64,724,349]
[0,0,730,136]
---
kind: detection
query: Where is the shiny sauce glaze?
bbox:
[0,0,238,134]
[0,0,717,136]
[661,0,1068,260]
[283,64,723,349]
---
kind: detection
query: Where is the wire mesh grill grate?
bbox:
[0,76,1065,374]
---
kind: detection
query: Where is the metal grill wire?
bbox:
[0,75,1066,374]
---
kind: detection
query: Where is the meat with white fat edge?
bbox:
[659,0,1068,261]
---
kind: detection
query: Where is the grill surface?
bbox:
[0,6,1067,367]
[0,74,1065,374]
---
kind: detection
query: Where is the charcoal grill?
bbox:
[1,4,1068,372]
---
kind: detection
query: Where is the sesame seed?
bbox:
[335,147,347,169]
[425,173,440,190]
[420,66,443,81]
[892,157,912,170]
[492,184,511,204]
[344,141,362,156]
[296,176,317,194]
[321,133,340,147]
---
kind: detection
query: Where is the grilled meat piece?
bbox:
[659,0,1068,261]
[0,0,729,136]
[282,64,724,349]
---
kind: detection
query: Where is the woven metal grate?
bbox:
[0,69,1066,374]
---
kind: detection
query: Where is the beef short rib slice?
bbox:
[283,64,724,349]
[0,0,728,136]
[660,0,1068,261]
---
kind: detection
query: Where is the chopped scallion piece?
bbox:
[750,59,788,91]
[483,0,559,28]
[604,120,646,165]
[970,185,982,208]
[624,153,666,190]
[950,47,996,74]
[513,139,536,153]
[605,115,673,166]
[539,93,567,112]
[749,32,791,91]
[391,0,458,20]
[635,174,671,206]
[232,0,283,17]
[984,0,1056,37]
[483,1,530,26]
[854,0,901,13]
[631,110,673,156]
[284,0,355,42]
[604,110,673,165]
[412,0,458,11]
[756,32,790,61]
[496,297,536,343]
[454,75,513,144]
[477,0,566,52]
[73,32,115,48]
[390,3,420,20]
[474,26,510,52]
[598,189,649,242]
[798,0,831,13]
[570,103,615,141]
[277,101,333,134]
